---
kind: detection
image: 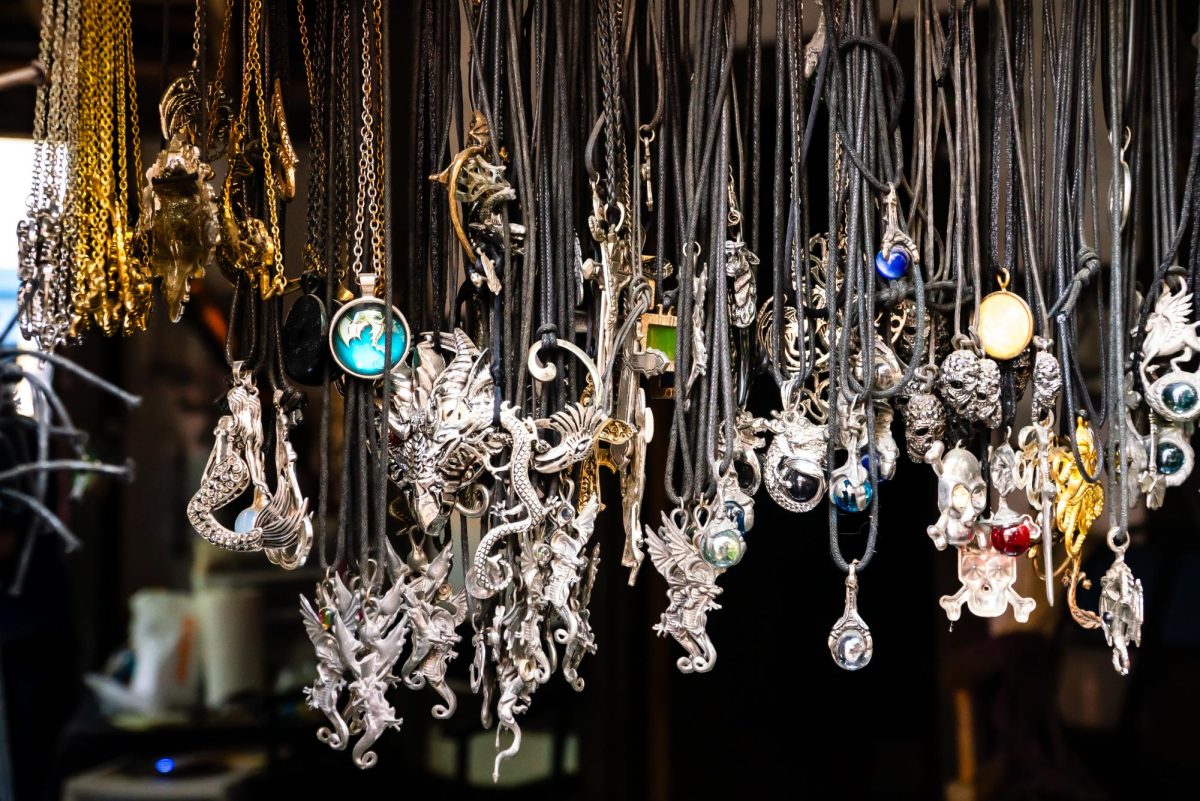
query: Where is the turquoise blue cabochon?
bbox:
[328,298,410,379]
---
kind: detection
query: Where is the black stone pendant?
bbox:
[282,293,331,385]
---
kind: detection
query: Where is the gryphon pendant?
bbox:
[645,506,726,673]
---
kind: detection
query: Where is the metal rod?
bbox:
[0,61,46,93]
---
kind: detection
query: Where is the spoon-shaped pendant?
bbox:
[828,562,873,670]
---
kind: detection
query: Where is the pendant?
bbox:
[635,304,678,398]
[1050,418,1104,560]
[874,185,917,280]
[924,441,987,551]
[142,98,220,323]
[724,237,759,328]
[1144,370,1200,423]
[282,290,330,386]
[329,294,411,379]
[983,441,1041,557]
[764,406,828,513]
[939,543,1036,623]
[938,345,1002,428]
[976,272,1034,361]
[645,506,725,673]
[830,459,873,513]
[1031,346,1063,422]
[1137,277,1200,387]
[187,363,268,552]
[828,562,873,670]
[389,329,494,532]
[1098,530,1143,676]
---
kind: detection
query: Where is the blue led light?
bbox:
[155,757,176,775]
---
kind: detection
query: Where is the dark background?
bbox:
[1,1,1199,799]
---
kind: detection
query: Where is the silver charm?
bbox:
[924,441,987,551]
[388,329,496,531]
[687,258,709,393]
[982,440,1041,557]
[874,184,918,279]
[938,346,1002,428]
[301,566,411,769]
[299,576,356,750]
[400,544,468,719]
[468,407,543,599]
[939,544,1036,623]
[1144,369,1200,423]
[725,238,759,328]
[645,506,724,673]
[1139,421,1194,509]
[1016,417,1061,604]
[543,497,600,667]
[187,364,266,552]
[1098,529,1143,676]
[764,380,828,513]
[1031,347,1063,422]
[260,392,313,569]
[902,367,947,462]
[1139,278,1200,384]
[828,562,873,671]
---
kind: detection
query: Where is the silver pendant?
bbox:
[645,506,725,673]
[301,566,410,769]
[1016,418,1061,604]
[938,346,1002,428]
[828,562,873,671]
[981,441,1041,557]
[763,390,828,513]
[260,392,313,569]
[1138,278,1200,386]
[687,258,709,393]
[188,364,267,552]
[924,441,987,551]
[939,543,1036,623]
[724,237,759,328]
[388,329,495,532]
[1098,530,1143,676]
[400,544,468,719]
[1031,347,1063,422]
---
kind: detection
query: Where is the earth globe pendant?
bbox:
[329,296,411,379]
[977,289,1034,360]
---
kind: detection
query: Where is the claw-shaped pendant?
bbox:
[829,562,873,671]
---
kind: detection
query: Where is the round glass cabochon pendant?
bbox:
[977,290,1034,360]
[328,297,410,379]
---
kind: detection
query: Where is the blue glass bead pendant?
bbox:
[874,184,918,280]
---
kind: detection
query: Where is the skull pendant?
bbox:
[939,543,1036,623]
[924,441,987,551]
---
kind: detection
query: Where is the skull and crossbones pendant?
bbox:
[939,543,1036,623]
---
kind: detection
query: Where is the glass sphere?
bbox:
[700,524,745,569]
[832,627,872,670]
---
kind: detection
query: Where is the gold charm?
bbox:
[977,269,1034,360]
[1048,418,1106,628]
[271,78,299,200]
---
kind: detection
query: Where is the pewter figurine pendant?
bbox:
[829,562,873,671]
